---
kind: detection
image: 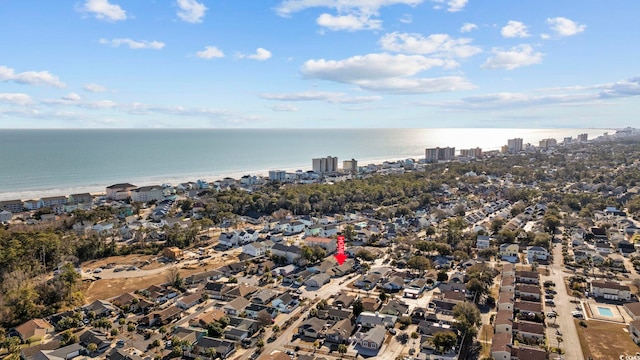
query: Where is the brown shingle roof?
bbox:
[490,332,512,353]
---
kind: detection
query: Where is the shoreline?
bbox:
[0,154,425,202]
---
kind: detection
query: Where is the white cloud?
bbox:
[501,20,530,38]
[357,76,474,94]
[379,32,482,58]
[237,48,273,61]
[547,17,586,37]
[63,93,81,101]
[399,14,412,24]
[176,0,207,23]
[430,0,468,12]
[84,83,109,93]
[302,53,456,83]
[300,53,473,94]
[428,76,640,110]
[196,46,225,59]
[482,45,543,70]
[80,0,127,22]
[268,104,299,112]
[0,93,33,106]
[276,0,424,17]
[316,13,381,31]
[0,65,66,88]
[276,0,422,32]
[99,38,165,50]
[460,23,477,33]
[260,91,382,104]
[540,33,551,40]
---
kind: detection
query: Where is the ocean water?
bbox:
[0,128,609,201]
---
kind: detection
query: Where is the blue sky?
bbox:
[0,0,639,128]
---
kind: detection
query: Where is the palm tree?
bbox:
[337,344,348,358]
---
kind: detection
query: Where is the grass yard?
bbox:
[575,319,640,360]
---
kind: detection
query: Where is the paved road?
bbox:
[541,240,583,360]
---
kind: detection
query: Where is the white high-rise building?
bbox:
[268,170,286,182]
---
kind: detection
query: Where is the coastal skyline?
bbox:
[1,1,639,128]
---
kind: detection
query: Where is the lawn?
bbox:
[575,319,640,360]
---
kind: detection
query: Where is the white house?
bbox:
[0,210,12,223]
[285,221,306,235]
[526,246,548,263]
[219,232,239,248]
[476,235,490,249]
[590,280,631,301]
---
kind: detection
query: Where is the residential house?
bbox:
[382,276,405,292]
[510,345,547,360]
[177,292,203,310]
[0,210,12,223]
[590,280,631,301]
[271,293,298,313]
[476,235,491,249]
[333,294,355,308]
[304,237,337,254]
[502,263,515,277]
[23,199,41,211]
[499,243,519,259]
[404,278,429,299]
[223,297,251,316]
[185,269,223,286]
[285,221,306,235]
[204,282,237,300]
[515,270,540,284]
[515,284,540,301]
[513,320,545,342]
[297,317,325,339]
[357,312,396,328]
[318,307,351,321]
[630,320,640,344]
[498,292,514,311]
[219,232,239,248]
[494,310,513,334]
[141,305,182,327]
[325,318,354,344]
[13,319,54,343]
[501,276,515,293]
[514,301,543,318]
[82,300,116,318]
[110,292,140,312]
[491,332,513,360]
[192,337,236,360]
[68,193,93,206]
[526,246,548,263]
[244,304,278,320]
[380,299,409,317]
[357,325,386,354]
[163,246,183,261]
[271,243,303,263]
[33,343,85,360]
[41,196,67,209]
[79,330,111,353]
[305,273,331,288]
[189,308,226,329]
[624,302,640,320]
[251,289,279,305]
[361,297,381,312]
[355,273,381,290]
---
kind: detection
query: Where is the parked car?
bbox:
[572,311,584,318]
[546,311,557,318]
[545,299,555,305]
[544,281,556,287]
[545,294,555,299]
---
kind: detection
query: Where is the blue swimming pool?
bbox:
[597,306,614,317]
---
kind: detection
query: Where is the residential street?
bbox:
[541,240,583,360]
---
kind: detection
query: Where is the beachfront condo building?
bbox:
[425,147,455,162]
[577,133,588,142]
[460,147,482,158]
[268,170,286,182]
[312,156,338,174]
[343,159,358,173]
[106,183,137,200]
[538,138,557,149]
[507,138,523,153]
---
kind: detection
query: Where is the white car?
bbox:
[546,311,557,318]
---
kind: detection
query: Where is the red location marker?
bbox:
[335,235,347,265]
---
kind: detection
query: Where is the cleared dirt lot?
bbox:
[83,251,240,303]
[575,319,640,360]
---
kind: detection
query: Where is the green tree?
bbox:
[432,331,457,353]
[452,302,482,337]
[337,343,348,357]
[87,343,98,354]
[352,299,364,318]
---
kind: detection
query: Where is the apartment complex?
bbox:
[312,156,338,174]
[425,147,456,162]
